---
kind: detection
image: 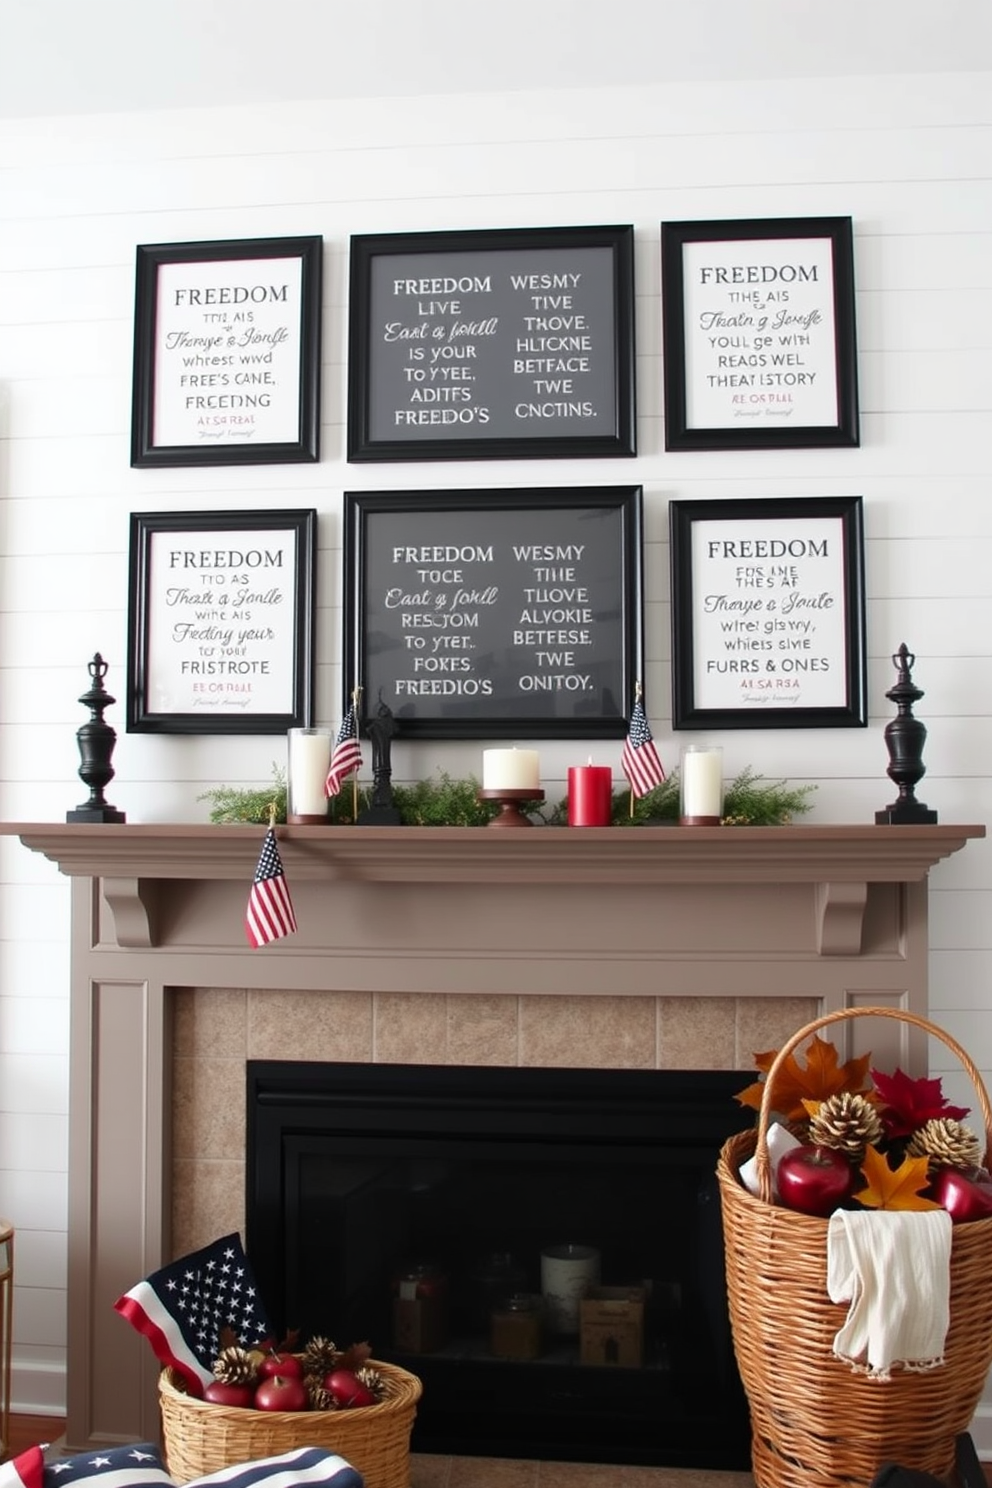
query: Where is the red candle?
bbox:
[567,764,613,826]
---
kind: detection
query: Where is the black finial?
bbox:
[874,643,937,825]
[67,653,126,823]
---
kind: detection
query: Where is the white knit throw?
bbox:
[826,1208,952,1378]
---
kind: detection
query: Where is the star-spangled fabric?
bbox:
[1,1445,364,1488]
[325,701,363,797]
[0,1444,171,1488]
[113,1232,274,1396]
[621,696,666,798]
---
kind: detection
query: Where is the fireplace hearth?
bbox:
[246,1059,753,1469]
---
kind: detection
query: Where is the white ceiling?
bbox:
[1,0,991,120]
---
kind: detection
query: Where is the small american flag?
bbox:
[114,1232,274,1397]
[621,695,666,798]
[325,699,363,797]
[245,827,297,948]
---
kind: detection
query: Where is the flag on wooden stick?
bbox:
[621,688,665,798]
[245,824,297,948]
[325,696,363,797]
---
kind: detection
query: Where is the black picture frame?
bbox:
[131,235,322,467]
[347,224,636,462]
[126,508,316,734]
[343,486,644,739]
[661,217,859,451]
[669,495,866,729]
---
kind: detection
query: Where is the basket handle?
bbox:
[752,1005,992,1205]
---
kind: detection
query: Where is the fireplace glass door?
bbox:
[246,1060,751,1469]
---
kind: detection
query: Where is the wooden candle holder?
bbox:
[478,788,545,828]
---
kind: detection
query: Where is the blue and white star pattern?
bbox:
[114,1233,274,1396]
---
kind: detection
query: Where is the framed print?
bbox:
[343,486,644,739]
[126,508,316,734]
[347,224,636,462]
[669,495,866,729]
[661,217,859,451]
[131,235,322,467]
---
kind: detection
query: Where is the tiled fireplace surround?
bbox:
[173,982,819,1258]
[6,820,982,1461]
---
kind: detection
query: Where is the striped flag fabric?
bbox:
[114,1232,274,1397]
[325,700,363,797]
[621,696,666,798]
[245,827,297,948]
[0,1445,43,1488]
[187,1448,364,1488]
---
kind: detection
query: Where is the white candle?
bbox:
[288,728,332,816]
[483,747,540,792]
[681,746,723,820]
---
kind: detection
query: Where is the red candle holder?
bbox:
[567,765,613,827]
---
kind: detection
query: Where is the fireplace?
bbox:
[4,820,979,1452]
[246,1058,754,1468]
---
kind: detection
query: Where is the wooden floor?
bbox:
[7,1415,66,1457]
[5,1416,991,1487]
[7,1415,65,1456]
[3,1415,754,1486]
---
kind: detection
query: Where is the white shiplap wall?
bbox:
[1,69,991,1434]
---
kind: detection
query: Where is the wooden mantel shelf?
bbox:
[2,819,985,886]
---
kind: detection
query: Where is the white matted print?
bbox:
[669,496,866,730]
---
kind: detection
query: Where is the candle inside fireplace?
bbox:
[567,761,613,826]
[483,748,541,792]
[680,746,723,822]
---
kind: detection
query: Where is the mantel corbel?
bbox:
[815,879,869,956]
[101,876,154,949]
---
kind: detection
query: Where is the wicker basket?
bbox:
[717,1006,992,1488]
[159,1360,422,1488]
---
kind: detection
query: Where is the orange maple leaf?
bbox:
[735,1034,872,1123]
[853,1144,942,1211]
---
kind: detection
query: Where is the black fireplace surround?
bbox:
[246,1060,752,1470]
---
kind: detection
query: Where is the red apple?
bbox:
[256,1352,304,1380]
[930,1167,992,1223]
[776,1144,853,1217]
[323,1367,377,1409]
[204,1379,255,1408]
[254,1373,309,1412]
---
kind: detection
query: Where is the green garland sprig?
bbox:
[198,768,498,826]
[199,764,814,828]
[198,767,288,824]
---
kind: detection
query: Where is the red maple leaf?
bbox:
[870,1065,969,1139]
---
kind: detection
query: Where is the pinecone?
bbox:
[356,1365,385,1401]
[306,1379,339,1412]
[907,1117,983,1172]
[807,1092,884,1160]
[301,1336,339,1378]
[213,1345,260,1386]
